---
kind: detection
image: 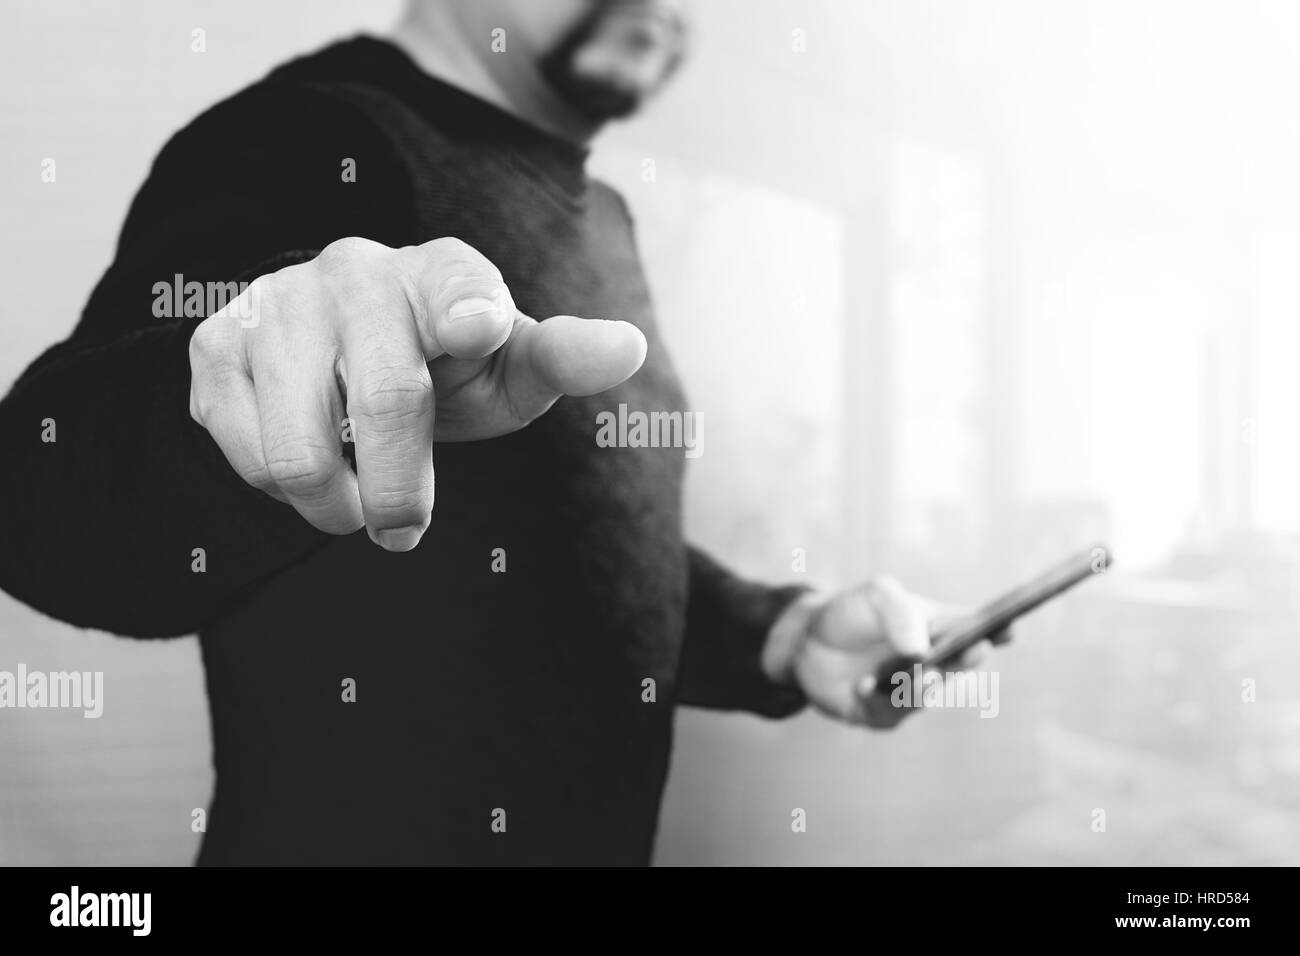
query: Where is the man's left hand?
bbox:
[761,577,1010,728]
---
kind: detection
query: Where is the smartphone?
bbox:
[872,543,1112,692]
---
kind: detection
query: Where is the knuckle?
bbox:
[243,271,279,307]
[188,385,223,430]
[351,365,434,423]
[424,236,473,259]
[264,442,339,497]
[188,319,220,366]
[316,236,387,274]
[236,272,291,338]
[187,368,236,429]
[255,266,297,301]
[424,236,501,279]
[438,272,510,304]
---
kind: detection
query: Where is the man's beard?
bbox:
[538,3,685,122]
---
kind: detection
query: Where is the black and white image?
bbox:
[1,0,1296,890]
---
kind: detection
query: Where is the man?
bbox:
[0,0,997,864]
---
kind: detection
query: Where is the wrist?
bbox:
[760,589,826,686]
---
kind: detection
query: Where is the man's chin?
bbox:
[537,3,684,123]
[549,75,646,121]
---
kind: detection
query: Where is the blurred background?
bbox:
[3,0,1299,865]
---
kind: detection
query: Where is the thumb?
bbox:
[501,314,648,421]
[862,576,931,658]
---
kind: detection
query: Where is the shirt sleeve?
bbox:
[0,81,413,637]
[675,545,811,718]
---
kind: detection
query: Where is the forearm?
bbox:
[675,546,810,717]
[0,321,327,636]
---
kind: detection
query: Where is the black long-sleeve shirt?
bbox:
[0,36,806,864]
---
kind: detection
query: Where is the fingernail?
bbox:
[856,675,877,698]
[447,296,501,322]
[369,525,424,552]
